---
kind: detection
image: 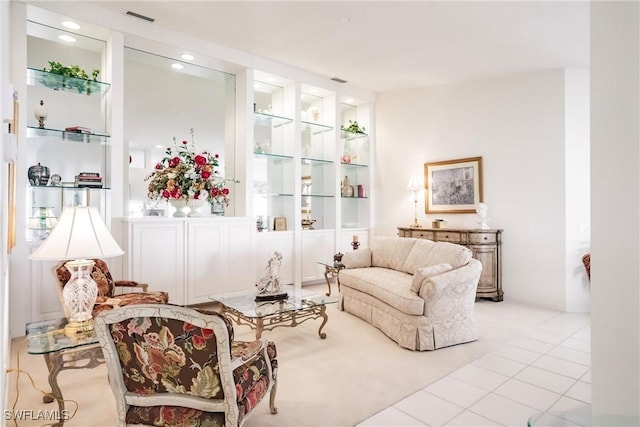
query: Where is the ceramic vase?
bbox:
[187,199,205,217]
[169,199,188,217]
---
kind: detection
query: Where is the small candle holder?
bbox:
[351,241,360,250]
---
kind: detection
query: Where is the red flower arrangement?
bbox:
[145,129,231,206]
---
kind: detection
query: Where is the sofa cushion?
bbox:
[342,248,372,268]
[370,236,416,271]
[403,239,472,273]
[410,263,453,294]
[339,267,424,316]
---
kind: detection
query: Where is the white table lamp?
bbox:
[407,175,424,228]
[29,206,124,337]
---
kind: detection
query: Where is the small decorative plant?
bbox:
[341,120,367,135]
[40,61,101,94]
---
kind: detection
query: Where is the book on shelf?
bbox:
[64,126,92,133]
[77,172,101,178]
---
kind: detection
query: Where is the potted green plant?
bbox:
[40,61,101,95]
[341,120,367,135]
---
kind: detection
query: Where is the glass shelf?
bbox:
[254,193,294,197]
[29,185,111,190]
[301,121,334,135]
[27,126,110,143]
[341,196,369,199]
[27,68,111,96]
[341,162,369,168]
[305,194,334,198]
[253,152,294,161]
[254,112,294,127]
[341,131,368,141]
[301,157,334,165]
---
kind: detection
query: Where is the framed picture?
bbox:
[424,156,483,213]
[274,217,287,231]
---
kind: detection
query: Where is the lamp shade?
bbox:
[407,175,424,191]
[29,206,124,261]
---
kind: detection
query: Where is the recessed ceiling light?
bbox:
[345,98,355,104]
[155,145,164,149]
[61,21,80,30]
[171,63,184,70]
[254,83,263,90]
[309,88,319,94]
[58,35,76,43]
[264,76,276,83]
[181,53,194,61]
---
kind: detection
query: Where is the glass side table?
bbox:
[25,318,103,427]
[317,260,345,296]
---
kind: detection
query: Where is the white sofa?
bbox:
[337,236,482,351]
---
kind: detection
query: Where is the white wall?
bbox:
[590,1,640,420]
[0,0,10,417]
[376,69,589,311]
[564,69,591,312]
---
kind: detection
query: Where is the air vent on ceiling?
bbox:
[126,11,155,23]
[331,77,348,84]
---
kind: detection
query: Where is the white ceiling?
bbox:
[90,1,589,93]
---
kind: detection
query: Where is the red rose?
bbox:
[169,157,180,168]
[194,193,200,199]
[182,140,188,145]
[222,188,229,195]
[211,188,219,197]
[194,155,207,166]
[201,170,211,179]
[155,163,162,170]
[214,153,219,158]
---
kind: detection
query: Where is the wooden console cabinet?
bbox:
[397,227,503,301]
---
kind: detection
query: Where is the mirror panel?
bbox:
[124,47,236,216]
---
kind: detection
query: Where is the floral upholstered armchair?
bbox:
[94,304,278,427]
[54,258,169,317]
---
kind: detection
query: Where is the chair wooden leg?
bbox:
[269,376,278,414]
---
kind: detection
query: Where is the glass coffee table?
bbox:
[317,260,345,296]
[210,286,338,339]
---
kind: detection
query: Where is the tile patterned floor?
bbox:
[358,313,591,427]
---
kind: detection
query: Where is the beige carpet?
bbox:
[6,285,561,427]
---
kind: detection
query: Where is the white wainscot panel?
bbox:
[130,221,185,305]
[187,219,255,303]
[256,231,294,286]
[31,256,64,321]
[301,230,335,283]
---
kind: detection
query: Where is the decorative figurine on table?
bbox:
[351,235,360,250]
[476,202,490,230]
[255,251,288,301]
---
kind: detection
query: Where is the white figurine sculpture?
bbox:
[476,203,490,230]
[256,251,285,299]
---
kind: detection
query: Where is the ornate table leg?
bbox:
[43,353,65,426]
[323,267,333,296]
[317,305,328,339]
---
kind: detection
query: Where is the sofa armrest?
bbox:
[114,280,149,292]
[341,247,372,269]
[417,258,482,317]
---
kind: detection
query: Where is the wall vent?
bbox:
[331,77,348,84]
[126,11,155,23]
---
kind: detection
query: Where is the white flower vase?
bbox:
[169,199,188,217]
[187,199,205,217]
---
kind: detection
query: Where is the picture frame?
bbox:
[274,217,287,231]
[424,156,483,213]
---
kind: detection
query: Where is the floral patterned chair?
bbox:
[54,258,169,317]
[94,304,278,427]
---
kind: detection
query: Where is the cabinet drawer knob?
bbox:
[484,237,488,240]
